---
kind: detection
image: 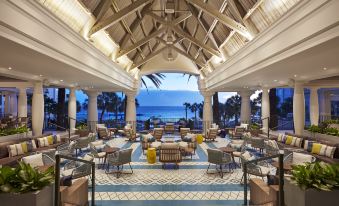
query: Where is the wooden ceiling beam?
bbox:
[92,0,112,21]
[132,46,167,69]
[186,0,252,40]
[89,0,152,36]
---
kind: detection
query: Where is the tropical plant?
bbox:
[189,103,198,121]
[141,73,166,89]
[97,92,123,123]
[308,125,322,134]
[279,97,293,118]
[183,102,191,120]
[0,162,54,194]
[212,92,220,125]
[250,123,261,130]
[291,162,339,191]
[0,126,29,136]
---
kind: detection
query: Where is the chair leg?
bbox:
[206,163,211,173]
[220,165,223,178]
[129,163,133,174]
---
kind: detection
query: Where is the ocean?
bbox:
[76,106,196,121]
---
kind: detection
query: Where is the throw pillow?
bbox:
[285,136,293,145]
[294,138,302,148]
[319,145,327,156]
[325,146,336,158]
[53,134,61,144]
[43,137,50,146]
[37,138,45,147]
[82,154,94,161]
[311,143,322,154]
[15,144,24,155]
[26,140,36,152]
[7,144,17,157]
[292,152,314,165]
[242,151,252,160]
[47,135,54,145]
[277,134,283,142]
[291,136,297,146]
[21,142,28,153]
[22,153,44,168]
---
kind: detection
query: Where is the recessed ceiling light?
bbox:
[8,67,12,70]
[294,74,297,77]
[323,67,327,70]
[39,74,43,77]
[274,80,278,82]
[60,80,64,82]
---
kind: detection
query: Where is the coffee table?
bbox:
[103,146,120,169]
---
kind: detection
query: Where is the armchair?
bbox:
[89,144,106,168]
[204,128,218,141]
[106,148,133,178]
[62,154,94,180]
[229,126,246,139]
[74,136,90,156]
[164,123,175,134]
[153,128,164,141]
[159,143,182,169]
[251,137,265,153]
[240,152,271,182]
[57,142,76,157]
[124,128,139,142]
[206,149,233,178]
[180,128,190,139]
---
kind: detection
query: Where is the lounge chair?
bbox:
[124,128,139,141]
[180,128,190,140]
[153,128,164,141]
[159,143,182,169]
[206,149,233,178]
[106,148,133,178]
[229,126,246,139]
[204,128,218,141]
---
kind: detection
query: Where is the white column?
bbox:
[4,92,10,115]
[68,88,76,133]
[261,87,270,131]
[310,87,319,126]
[293,82,305,135]
[239,90,252,124]
[125,91,137,131]
[201,91,213,134]
[32,82,44,136]
[86,91,99,131]
[18,87,27,118]
[10,93,17,116]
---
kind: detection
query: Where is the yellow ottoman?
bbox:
[197,134,203,144]
[147,148,156,164]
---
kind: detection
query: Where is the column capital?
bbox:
[238,90,253,97]
[200,90,214,98]
[85,90,100,98]
[69,87,76,97]
[124,90,138,98]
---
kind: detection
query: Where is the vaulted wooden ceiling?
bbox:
[78,0,299,75]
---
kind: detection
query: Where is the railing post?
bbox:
[243,164,248,206]
[278,153,284,206]
[54,155,61,206]
[91,162,95,206]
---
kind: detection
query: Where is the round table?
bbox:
[218,147,236,168]
[103,147,120,169]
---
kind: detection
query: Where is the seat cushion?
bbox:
[259,166,271,175]
[97,152,106,158]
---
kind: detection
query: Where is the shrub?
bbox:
[291,162,339,191]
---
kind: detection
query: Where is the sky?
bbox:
[141,73,199,91]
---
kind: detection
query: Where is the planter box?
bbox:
[284,178,339,206]
[0,185,54,206]
[303,130,339,144]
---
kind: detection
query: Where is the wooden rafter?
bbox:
[156,37,205,68]
[131,46,167,69]
[89,0,152,36]
[186,0,252,40]
[92,0,111,21]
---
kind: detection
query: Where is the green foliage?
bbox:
[0,126,29,136]
[250,123,260,130]
[144,119,150,130]
[0,162,54,194]
[308,125,322,133]
[76,123,88,130]
[291,162,339,191]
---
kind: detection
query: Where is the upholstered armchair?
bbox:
[229,126,246,139]
[159,143,182,169]
[89,144,106,168]
[206,149,233,178]
[164,123,175,134]
[204,128,218,141]
[106,148,133,178]
[180,128,190,139]
[124,128,139,141]
[153,128,164,141]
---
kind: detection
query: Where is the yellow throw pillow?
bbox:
[311,143,322,154]
[285,136,293,145]
[47,135,54,145]
[21,142,28,153]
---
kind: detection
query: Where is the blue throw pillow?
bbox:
[183,136,192,142]
[26,141,33,152]
[148,136,156,142]
[307,141,315,152]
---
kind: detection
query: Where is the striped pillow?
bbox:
[7,144,17,157]
[325,146,336,158]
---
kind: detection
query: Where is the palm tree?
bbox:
[183,102,191,120]
[212,92,220,125]
[224,95,241,125]
[189,103,198,121]
[97,92,120,123]
[141,73,166,89]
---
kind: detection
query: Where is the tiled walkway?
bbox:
[90,136,248,206]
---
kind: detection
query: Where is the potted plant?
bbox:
[284,162,339,206]
[0,162,54,206]
[249,123,261,136]
[75,123,90,137]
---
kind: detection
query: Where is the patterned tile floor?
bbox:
[87,135,269,206]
